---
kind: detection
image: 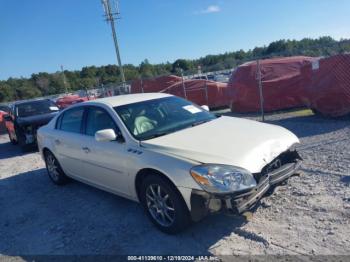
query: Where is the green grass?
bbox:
[290,108,314,117]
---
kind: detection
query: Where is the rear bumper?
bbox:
[190,159,301,221]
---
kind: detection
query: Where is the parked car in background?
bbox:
[207,74,215,81]
[0,105,9,133]
[0,105,9,112]
[37,93,301,233]
[56,94,94,109]
[0,105,9,122]
[192,75,208,80]
[5,99,59,150]
[0,111,6,128]
[214,74,230,83]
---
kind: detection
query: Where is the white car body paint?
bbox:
[142,116,299,174]
[37,93,299,212]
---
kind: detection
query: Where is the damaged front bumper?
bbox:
[21,125,39,146]
[190,150,302,221]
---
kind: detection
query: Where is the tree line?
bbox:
[1,36,350,103]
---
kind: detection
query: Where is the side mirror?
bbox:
[95,129,117,142]
[201,105,210,111]
[4,114,12,121]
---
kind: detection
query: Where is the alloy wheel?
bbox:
[146,184,175,227]
[46,154,59,181]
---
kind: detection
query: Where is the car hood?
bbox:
[17,112,58,127]
[141,116,299,173]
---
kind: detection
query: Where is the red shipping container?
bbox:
[163,79,229,108]
[227,56,315,112]
[130,75,182,94]
[131,75,230,108]
[306,54,350,117]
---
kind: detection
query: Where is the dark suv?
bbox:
[4,99,59,151]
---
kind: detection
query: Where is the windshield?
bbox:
[114,96,217,141]
[16,100,58,118]
[0,106,9,113]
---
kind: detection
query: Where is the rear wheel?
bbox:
[44,150,70,185]
[139,175,190,234]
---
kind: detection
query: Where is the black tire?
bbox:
[139,174,191,234]
[15,128,28,151]
[44,150,70,185]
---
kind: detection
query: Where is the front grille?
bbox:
[24,125,40,143]
[254,150,301,182]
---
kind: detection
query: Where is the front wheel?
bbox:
[15,129,30,152]
[44,151,70,185]
[140,175,191,234]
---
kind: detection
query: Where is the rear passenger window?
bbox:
[60,107,84,133]
[56,114,63,129]
[85,107,118,136]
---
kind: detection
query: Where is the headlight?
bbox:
[190,164,257,194]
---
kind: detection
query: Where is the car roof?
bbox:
[85,93,172,107]
[12,98,52,106]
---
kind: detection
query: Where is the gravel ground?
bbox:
[0,111,349,258]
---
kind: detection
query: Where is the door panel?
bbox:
[54,107,85,177]
[79,106,129,196]
[79,136,129,195]
[53,130,84,177]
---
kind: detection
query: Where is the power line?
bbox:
[101,0,126,87]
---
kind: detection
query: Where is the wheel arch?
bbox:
[42,147,54,158]
[134,168,189,209]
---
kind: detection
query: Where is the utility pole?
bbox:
[101,0,126,87]
[180,68,187,99]
[60,65,68,94]
[256,60,265,122]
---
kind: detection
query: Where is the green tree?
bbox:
[0,82,15,102]
[139,59,154,78]
[1,36,350,102]
[172,59,193,73]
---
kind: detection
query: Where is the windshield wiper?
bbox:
[143,132,170,140]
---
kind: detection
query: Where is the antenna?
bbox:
[101,0,126,87]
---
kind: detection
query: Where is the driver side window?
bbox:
[85,107,119,136]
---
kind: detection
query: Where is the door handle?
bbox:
[82,147,90,153]
[54,139,61,145]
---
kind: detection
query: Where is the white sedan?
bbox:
[37,93,301,234]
